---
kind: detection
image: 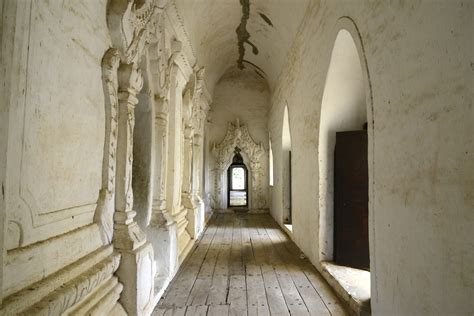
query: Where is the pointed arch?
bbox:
[317,16,375,272]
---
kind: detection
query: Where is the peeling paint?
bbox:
[236,0,259,69]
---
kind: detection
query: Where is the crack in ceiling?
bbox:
[236,0,259,70]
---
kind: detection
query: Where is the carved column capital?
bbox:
[118,64,143,103]
[183,124,194,140]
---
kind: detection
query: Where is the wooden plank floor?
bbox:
[154,213,348,316]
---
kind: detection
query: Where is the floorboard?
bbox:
[155,212,348,315]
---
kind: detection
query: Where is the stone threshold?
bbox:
[320,261,371,316]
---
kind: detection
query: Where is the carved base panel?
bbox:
[4,223,104,298]
[178,232,193,264]
[64,277,123,315]
[116,242,155,316]
[186,199,205,239]
[172,208,193,263]
[186,207,197,239]
[195,200,205,237]
[1,246,121,315]
[146,213,178,282]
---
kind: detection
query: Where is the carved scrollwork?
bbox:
[94,48,121,243]
[107,0,163,64]
[212,119,266,210]
[24,253,121,315]
[102,48,121,194]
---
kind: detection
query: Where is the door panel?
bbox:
[334,130,369,270]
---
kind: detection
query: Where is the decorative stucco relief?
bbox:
[104,1,166,314]
[95,48,121,244]
[24,253,121,315]
[212,119,266,210]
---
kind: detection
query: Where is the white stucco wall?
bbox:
[1,0,111,303]
[269,1,473,314]
[207,67,270,209]
[318,29,367,262]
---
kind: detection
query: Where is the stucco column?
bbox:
[192,134,203,200]
[181,124,195,207]
[213,163,226,210]
[166,67,191,261]
[151,104,171,225]
[114,63,155,315]
[145,96,178,282]
[191,133,205,235]
[182,123,198,237]
[250,161,260,211]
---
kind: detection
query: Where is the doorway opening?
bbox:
[318,24,373,314]
[282,105,292,227]
[227,147,248,208]
[334,125,369,270]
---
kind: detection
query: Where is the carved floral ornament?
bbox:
[212,119,265,170]
[107,0,163,64]
[182,67,210,132]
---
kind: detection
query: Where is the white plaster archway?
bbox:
[282,105,292,224]
[318,18,375,271]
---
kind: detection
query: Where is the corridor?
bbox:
[1,0,472,314]
[154,213,347,315]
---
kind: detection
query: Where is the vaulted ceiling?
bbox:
[173,0,309,93]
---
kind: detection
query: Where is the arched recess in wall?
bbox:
[318,18,375,271]
[222,147,253,210]
[282,105,292,224]
[132,59,154,229]
[269,137,274,186]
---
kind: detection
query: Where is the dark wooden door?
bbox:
[288,150,292,224]
[334,130,369,270]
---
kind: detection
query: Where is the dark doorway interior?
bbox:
[287,150,292,224]
[227,147,248,208]
[333,129,369,270]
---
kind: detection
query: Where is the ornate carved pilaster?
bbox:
[150,97,172,227]
[113,63,154,315]
[181,123,195,209]
[146,95,178,282]
[192,134,203,199]
[114,63,145,249]
[95,48,121,244]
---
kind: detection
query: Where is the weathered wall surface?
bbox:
[0,0,126,313]
[269,0,473,314]
[1,0,211,313]
[207,67,270,210]
[2,0,110,291]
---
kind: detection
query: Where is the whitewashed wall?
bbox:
[269,1,473,314]
[0,0,124,313]
[207,67,270,210]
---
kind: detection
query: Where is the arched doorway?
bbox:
[317,18,374,314]
[282,105,292,225]
[227,147,248,208]
[318,27,370,267]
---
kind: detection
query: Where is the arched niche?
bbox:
[132,57,155,229]
[318,18,375,272]
[282,105,292,224]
